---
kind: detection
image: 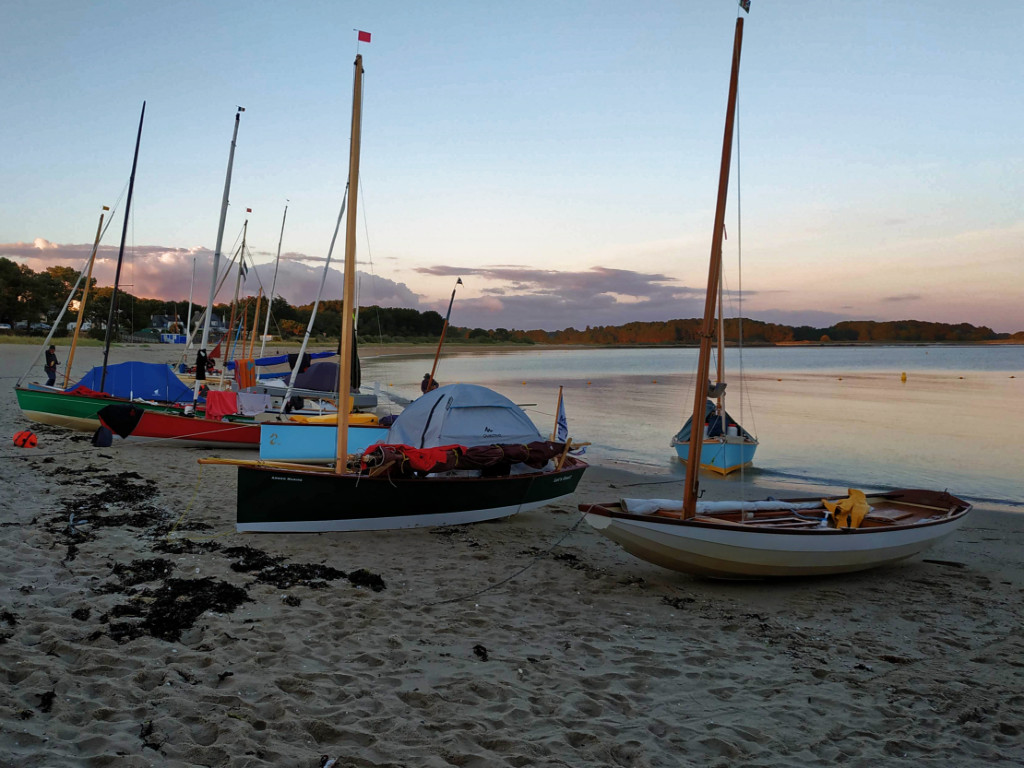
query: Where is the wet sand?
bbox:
[1,342,1022,766]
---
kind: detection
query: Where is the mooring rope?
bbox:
[426,508,588,606]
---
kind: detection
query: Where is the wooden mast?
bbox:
[64,206,108,387]
[335,53,364,474]
[427,277,462,390]
[220,219,248,386]
[682,16,744,519]
[248,289,262,358]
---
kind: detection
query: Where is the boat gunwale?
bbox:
[228,454,589,481]
[580,493,972,536]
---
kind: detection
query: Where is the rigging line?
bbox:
[163,464,236,543]
[426,508,588,606]
[733,74,757,502]
[356,178,398,418]
[733,91,757,446]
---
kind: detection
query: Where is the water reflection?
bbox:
[362,347,1023,509]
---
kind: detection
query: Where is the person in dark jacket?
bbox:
[44,345,59,386]
[421,373,439,394]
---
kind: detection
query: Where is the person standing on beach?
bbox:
[44,345,59,386]
[421,373,440,394]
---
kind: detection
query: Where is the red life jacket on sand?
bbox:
[13,430,38,448]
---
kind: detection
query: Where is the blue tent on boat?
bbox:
[386,383,542,449]
[71,362,193,403]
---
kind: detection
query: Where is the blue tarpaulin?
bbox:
[71,362,193,403]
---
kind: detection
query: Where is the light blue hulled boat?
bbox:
[671,399,758,475]
[259,420,389,463]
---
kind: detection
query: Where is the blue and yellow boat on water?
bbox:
[671,398,758,475]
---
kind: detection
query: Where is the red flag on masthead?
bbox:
[358,30,371,43]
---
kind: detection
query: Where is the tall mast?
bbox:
[717,269,727,434]
[335,53,364,474]
[199,107,244,355]
[427,277,462,390]
[100,101,145,392]
[64,206,108,387]
[259,203,288,358]
[221,219,248,383]
[249,289,262,358]
[279,188,347,412]
[185,256,196,349]
[682,17,744,519]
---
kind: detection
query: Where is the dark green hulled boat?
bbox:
[233,451,588,532]
[15,361,195,431]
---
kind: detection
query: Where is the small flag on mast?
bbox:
[358,30,371,43]
[555,396,587,455]
[739,0,751,12]
[246,208,252,213]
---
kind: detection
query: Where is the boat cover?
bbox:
[243,350,336,368]
[71,362,193,403]
[385,383,543,449]
[672,399,754,443]
[287,359,365,393]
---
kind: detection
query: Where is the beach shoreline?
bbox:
[2,342,1022,766]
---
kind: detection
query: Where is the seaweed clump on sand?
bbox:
[152,538,222,556]
[111,557,175,586]
[106,577,251,643]
[53,467,164,530]
[222,545,358,590]
[0,609,17,644]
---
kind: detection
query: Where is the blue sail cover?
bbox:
[386,383,542,449]
[71,362,193,403]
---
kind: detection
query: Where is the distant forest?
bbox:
[2,259,1020,344]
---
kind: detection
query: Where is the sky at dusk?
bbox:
[2,1,1021,333]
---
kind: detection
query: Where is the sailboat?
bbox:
[13,103,196,430]
[579,9,971,578]
[201,53,587,532]
[670,276,758,474]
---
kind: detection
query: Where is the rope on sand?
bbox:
[427,508,588,606]
[164,464,237,543]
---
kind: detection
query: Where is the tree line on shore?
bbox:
[1,258,1018,344]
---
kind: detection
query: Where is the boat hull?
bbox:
[582,489,971,578]
[15,385,179,432]
[259,422,389,463]
[236,458,588,532]
[674,435,757,475]
[101,408,260,448]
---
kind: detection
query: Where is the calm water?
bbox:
[363,345,1023,511]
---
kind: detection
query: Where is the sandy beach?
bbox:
[1,342,1022,767]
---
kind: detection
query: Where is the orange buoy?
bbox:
[13,430,37,448]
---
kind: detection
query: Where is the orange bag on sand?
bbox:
[13,430,38,448]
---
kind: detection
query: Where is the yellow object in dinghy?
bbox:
[823,489,870,529]
[287,412,379,425]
